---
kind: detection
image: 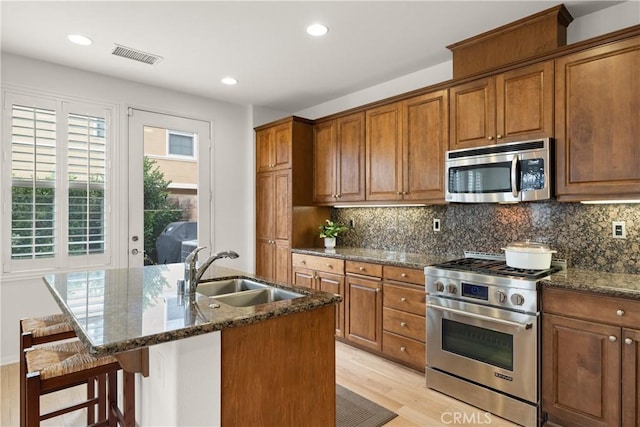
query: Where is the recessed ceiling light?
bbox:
[67,34,92,46]
[306,24,329,37]
[221,77,238,85]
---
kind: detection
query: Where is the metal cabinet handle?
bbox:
[487,136,494,140]
[400,297,407,302]
[609,336,617,342]
[401,273,407,277]
[625,338,633,345]
[427,303,533,329]
[616,309,625,316]
[375,288,380,293]
[400,322,407,327]
[359,267,365,271]
[496,134,503,139]
[400,346,406,352]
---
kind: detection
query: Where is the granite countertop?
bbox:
[293,247,640,300]
[292,247,455,269]
[43,264,340,356]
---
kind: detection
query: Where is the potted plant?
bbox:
[319,220,348,249]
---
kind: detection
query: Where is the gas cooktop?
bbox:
[431,257,562,280]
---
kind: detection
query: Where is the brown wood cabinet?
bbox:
[542,287,640,427]
[313,112,365,204]
[345,261,383,351]
[255,117,329,284]
[449,61,554,149]
[364,89,449,203]
[555,36,640,201]
[382,265,427,371]
[292,253,345,337]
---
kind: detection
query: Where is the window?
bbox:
[167,130,195,158]
[3,92,113,273]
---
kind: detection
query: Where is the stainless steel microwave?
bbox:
[445,138,552,203]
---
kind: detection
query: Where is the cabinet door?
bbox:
[255,239,274,280]
[402,90,449,201]
[496,60,553,143]
[622,328,640,427]
[555,36,640,200]
[274,242,290,284]
[336,112,365,202]
[256,128,273,172]
[255,172,274,241]
[542,313,621,427]
[272,122,293,170]
[366,103,403,201]
[449,77,496,149]
[273,170,291,243]
[313,120,338,203]
[318,271,345,338]
[292,267,315,289]
[345,275,383,351]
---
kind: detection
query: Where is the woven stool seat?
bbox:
[21,314,74,338]
[26,340,118,380]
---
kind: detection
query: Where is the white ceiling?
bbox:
[0,1,629,113]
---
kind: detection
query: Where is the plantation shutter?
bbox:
[10,104,57,260]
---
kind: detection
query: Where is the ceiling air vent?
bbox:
[111,44,163,65]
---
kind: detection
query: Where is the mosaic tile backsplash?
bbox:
[332,201,640,274]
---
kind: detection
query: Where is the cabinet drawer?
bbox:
[383,265,424,285]
[382,331,425,370]
[383,307,425,342]
[544,287,640,328]
[292,253,344,274]
[346,261,382,277]
[383,283,426,316]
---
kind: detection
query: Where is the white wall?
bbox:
[295,1,640,120]
[0,53,253,364]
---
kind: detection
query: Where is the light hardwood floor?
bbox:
[2,341,518,426]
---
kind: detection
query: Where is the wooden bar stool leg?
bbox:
[123,371,135,427]
[97,375,107,422]
[25,372,40,427]
[108,371,117,427]
[87,376,96,425]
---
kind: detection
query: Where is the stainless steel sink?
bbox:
[210,288,303,307]
[196,278,268,297]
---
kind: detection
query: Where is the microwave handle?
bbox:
[511,155,519,198]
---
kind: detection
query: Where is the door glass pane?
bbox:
[448,162,512,193]
[442,319,514,370]
[142,126,198,265]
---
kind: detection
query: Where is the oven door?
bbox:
[426,296,539,403]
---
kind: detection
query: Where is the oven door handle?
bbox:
[427,303,533,330]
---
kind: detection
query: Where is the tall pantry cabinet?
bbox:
[254,117,329,284]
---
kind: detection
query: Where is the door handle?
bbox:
[427,303,533,330]
[511,155,519,198]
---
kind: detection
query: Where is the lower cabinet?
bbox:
[292,254,345,337]
[542,288,640,427]
[345,261,383,351]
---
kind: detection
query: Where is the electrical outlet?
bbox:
[612,221,627,238]
[348,218,355,229]
[433,218,441,232]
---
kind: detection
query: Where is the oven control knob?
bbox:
[447,284,458,294]
[496,290,508,303]
[511,293,525,306]
[434,281,445,292]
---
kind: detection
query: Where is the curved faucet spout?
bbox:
[184,248,240,295]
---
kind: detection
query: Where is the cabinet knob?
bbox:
[400,346,406,352]
[609,335,617,342]
[616,309,625,316]
[326,264,332,268]
[496,134,503,139]
[401,273,407,277]
[359,267,365,271]
[301,260,306,264]
[400,297,406,302]
[375,288,380,293]
[487,136,494,140]
[625,338,633,345]
[336,194,341,198]
[397,192,402,195]
[400,322,407,327]
[403,191,407,195]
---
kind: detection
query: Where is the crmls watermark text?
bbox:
[441,411,493,424]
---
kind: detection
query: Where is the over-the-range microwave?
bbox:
[445,138,552,203]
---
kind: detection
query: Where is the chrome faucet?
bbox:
[184,247,240,295]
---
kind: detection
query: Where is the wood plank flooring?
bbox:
[2,341,519,426]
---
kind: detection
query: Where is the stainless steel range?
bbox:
[425,253,563,427]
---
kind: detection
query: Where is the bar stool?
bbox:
[23,339,135,427]
[20,314,78,427]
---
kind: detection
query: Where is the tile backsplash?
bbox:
[333,201,640,274]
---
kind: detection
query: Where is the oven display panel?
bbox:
[462,283,489,300]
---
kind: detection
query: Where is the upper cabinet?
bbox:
[365,90,449,202]
[256,121,294,172]
[449,61,554,150]
[313,112,365,204]
[555,36,640,201]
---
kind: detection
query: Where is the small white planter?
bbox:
[324,237,336,249]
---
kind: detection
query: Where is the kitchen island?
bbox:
[43,263,340,426]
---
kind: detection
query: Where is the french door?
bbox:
[127,108,212,267]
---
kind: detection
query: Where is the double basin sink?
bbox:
[196,278,304,307]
